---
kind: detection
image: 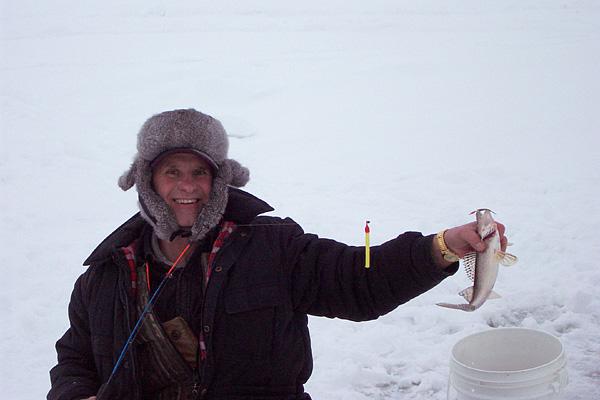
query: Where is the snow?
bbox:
[1,1,599,398]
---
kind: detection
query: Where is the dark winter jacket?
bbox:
[48,188,457,400]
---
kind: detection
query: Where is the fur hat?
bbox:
[118,109,249,241]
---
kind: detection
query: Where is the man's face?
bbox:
[152,152,213,228]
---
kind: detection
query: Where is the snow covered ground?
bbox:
[1,1,599,399]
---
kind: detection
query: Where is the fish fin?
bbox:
[496,250,518,266]
[487,290,502,299]
[463,252,477,281]
[458,286,474,302]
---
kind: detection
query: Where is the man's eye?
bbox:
[165,169,179,177]
[194,169,208,176]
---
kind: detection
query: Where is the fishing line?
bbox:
[233,222,300,227]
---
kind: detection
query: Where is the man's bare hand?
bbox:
[444,221,507,257]
[432,221,508,269]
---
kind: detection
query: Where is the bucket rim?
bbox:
[451,327,565,375]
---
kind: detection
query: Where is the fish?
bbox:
[437,209,517,312]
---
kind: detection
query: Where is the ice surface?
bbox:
[1,1,599,399]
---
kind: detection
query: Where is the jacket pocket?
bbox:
[219,283,281,363]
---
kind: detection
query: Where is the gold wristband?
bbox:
[436,230,459,262]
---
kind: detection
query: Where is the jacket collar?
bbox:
[83,187,274,266]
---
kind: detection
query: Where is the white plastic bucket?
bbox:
[447,328,568,400]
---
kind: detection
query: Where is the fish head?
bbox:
[473,209,497,238]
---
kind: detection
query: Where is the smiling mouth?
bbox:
[174,199,200,204]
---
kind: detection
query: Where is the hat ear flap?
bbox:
[118,158,138,191]
[219,159,249,188]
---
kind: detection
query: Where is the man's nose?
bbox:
[177,174,196,192]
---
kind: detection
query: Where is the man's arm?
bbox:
[280,219,459,321]
[48,273,100,400]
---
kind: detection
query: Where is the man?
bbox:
[48,109,507,400]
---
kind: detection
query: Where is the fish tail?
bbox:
[436,302,477,312]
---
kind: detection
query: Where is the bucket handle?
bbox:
[446,374,459,400]
[550,369,569,393]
